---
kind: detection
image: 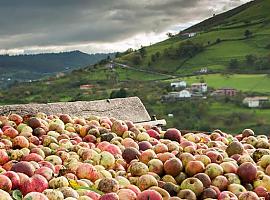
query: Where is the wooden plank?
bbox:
[134,119,167,127]
[0,97,151,123]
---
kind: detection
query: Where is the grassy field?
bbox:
[166,74,270,94]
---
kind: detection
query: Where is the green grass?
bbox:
[166,74,270,94]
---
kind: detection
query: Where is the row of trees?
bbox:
[228,54,270,70]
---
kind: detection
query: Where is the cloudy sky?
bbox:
[0,0,249,55]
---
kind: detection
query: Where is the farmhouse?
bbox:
[243,97,269,108]
[211,88,237,97]
[80,84,95,90]
[191,83,207,93]
[180,32,197,38]
[161,89,191,102]
[178,89,192,98]
[170,81,187,88]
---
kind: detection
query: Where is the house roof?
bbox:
[218,88,237,90]
[192,83,207,86]
[243,97,269,101]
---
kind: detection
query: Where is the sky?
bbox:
[0,0,250,55]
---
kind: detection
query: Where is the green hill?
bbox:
[116,0,270,75]
[0,51,114,88]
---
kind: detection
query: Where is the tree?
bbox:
[245,54,257,66]
[132,54,142,65]
[139,46,146,57]
[110,88,127,99]
[115,52,120,58]
[216,38,221,44]
[151,54,157,62]
[166,32,173,38]
[228,59,239,69]
[244,30,252,38]
[155,51,161,58]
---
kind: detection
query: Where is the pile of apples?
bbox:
[0,113,270,200]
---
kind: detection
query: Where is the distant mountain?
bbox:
[0,50,114,87]
[0,51,114,73]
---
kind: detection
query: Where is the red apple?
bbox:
[20,174,48,195]
[0,149,9,165]
[147,129,160,139]
[111,120,128,136]
[185,160,205,176]
[137,190,163,200]
[218,191,238,200]
[0,174,12,192]
[164,158,183,177]
[3,171,20,189]
[76,163,99,182]
[11,161,36,177]
[237,162,257,183]
[164,128,181,143]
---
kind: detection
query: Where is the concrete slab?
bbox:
[0,97,152,123]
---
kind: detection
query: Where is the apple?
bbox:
[138,141,152,151]
[194,173,212,188]
[237,162,257,183]
[185,160,205,176]
[206,151,223,163]
[164,128,181,143]
[212,175,229,191]
[0,149,9,165]
[100,151,115,169]
[194,154,211,166]
[0,174,12,192]
[139,149,157,164]
[128,161,149,176]
[137,174,158,191]
[35,166,54,181]
[148,159,164,175]
[122,147,141,163]
[3,127,19,138]
[157,152,175,163]
[254,186,268,198]
[76,163,99,182]
[226,141,244,157]
[218,191,238,200]
[98,178,119,193]
[228,183,247,197]
[154,143,168,154]
[99,192,119,200]
[238,191,260,200]
[202,187,218,199]
[117,189,137,200]
[164,158,183,177]
[205,163,224,179]
[20,174,48,195]
[111,120,128,136]
[137,190,163,200]
[220,161,238,173]
[180,177,204,196]
[11,161,36,177]
[177,189,196,200]
[225,173,241,185]
[3,171,20,189]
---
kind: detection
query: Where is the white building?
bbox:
[170,81,187,88]
[191,83,208,93]
[243,97,269,108]
[179,89,192,98]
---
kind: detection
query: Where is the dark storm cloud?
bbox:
[0,0,248,51]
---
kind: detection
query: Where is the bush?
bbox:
[228,59,239,69]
